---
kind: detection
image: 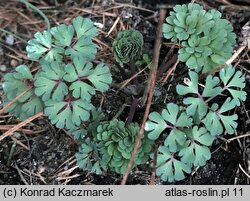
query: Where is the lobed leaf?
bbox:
[50,24,74,47]
[145,103,192,150]
[176,71,198,95]
[179,126,214,166]
[35,62,68,101]
[44,99,93,130]
[155,146,191,182]
[65,36,97,60]
[73,16,98,38]
[88,63,113,92]
[202,98,238,135]
[219,65,246,105]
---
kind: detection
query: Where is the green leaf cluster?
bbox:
[96,119,153,174]
[35,57,112,130]
[145,65,246,182]
[3,17,112,131]
[76,119,153,175]
[177,65,246,135]
[163,3,236,73]
[76,138,107,175]
[112,29,144,64]
[26,17,97,63]
[2,65,43,120]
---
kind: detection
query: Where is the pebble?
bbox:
[0,64,7,72]
[5,34,14,46]
[12,132,21,139]
[10,59,18,67]
[94,22,104,29]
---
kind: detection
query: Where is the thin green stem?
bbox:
[0,28,27,44]
[19,0,50,30]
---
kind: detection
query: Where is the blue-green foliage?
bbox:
[27,17,97,63]
[163,3,236,73]
[145,65,246,182]
[3,65,43,120]
[112,29,144,64]
[3,17,112,131]
[76,119,153,175]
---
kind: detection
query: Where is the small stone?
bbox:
[10,59,18,67]
[0,65,7,72]
[94,22,104,29]
[12,132,21,139]
[5,35,14,46]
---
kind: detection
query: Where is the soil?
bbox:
[0,0,250,185]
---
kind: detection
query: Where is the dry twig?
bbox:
[0,112,44,141]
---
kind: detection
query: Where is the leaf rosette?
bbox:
[163,3,236,73]
[96,119,153,174]
[112,29,144,64]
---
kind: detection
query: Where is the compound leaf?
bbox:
[145,103,192,150]
[76,138,105,174]
[155,146,191,182]
[3,65,43,120]
[219,65,246,105]
[35,62,68,101]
